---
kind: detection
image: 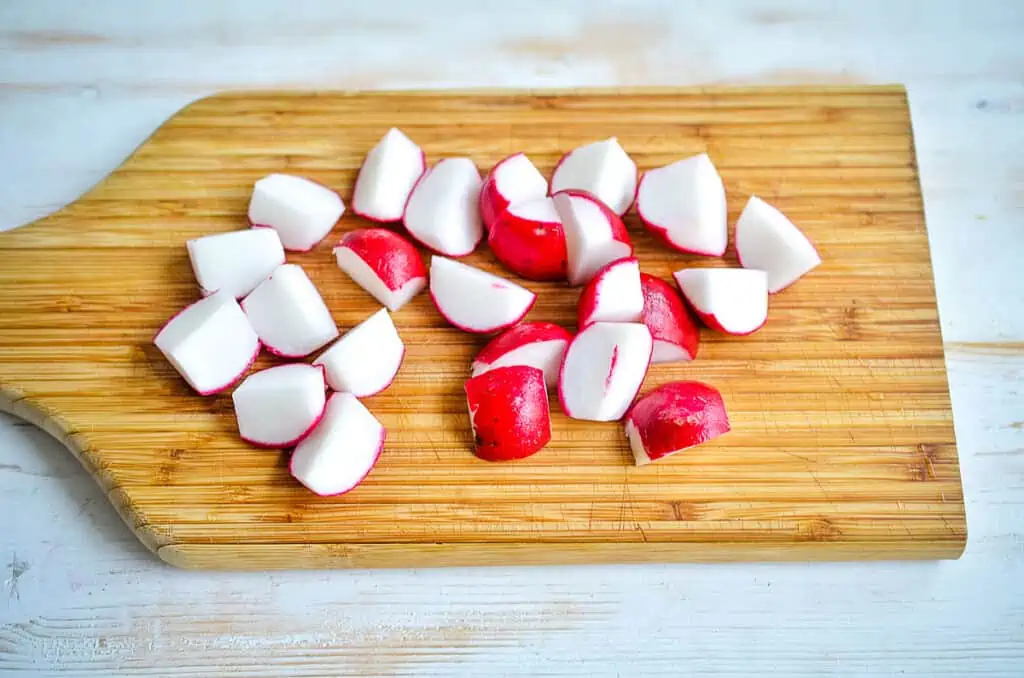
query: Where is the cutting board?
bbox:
[0,87,966,569]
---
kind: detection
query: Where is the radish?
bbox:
[241,263,339,358]
[636,153,727,256]
[471,321,572,389]
[153,290,260,396]
[577,257,643,329]
[187,228,285,299]
[735,195,822,293]
[673,268,768,336]
[639,273,699,363]
[558,321,653,422]
[465,365,551,462]
[429,256,536,334]
[351,128,426,223]
[550,138,637,216]
[314,308,404,397]
[232,363,327,448]
[248,173,344,252]
[487,197,567,281]
[625,381,730,466]
[403,158,483,257]
[290,392,386,496]
[551,189,633,286]
[479,152,548,231]
[333,228,427,312]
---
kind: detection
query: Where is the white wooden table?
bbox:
[1,2,1022,675]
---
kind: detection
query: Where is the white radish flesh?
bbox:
[403,158,483,257]
[479,153,548,231]
[187,228,285,299]
[471,322,572,389]
[577,257,644,328]
[314,308,404,397]
[248,174,344,252]
[550,138,637,215]
[232,363,327,448]
[351,128,426,223]
[673,268,768,336]
[241,263,339,358]
[636,153,727,256]
[735,195,822,293]
[552,190,633,286]
[558,321,653,422]
[429,256,536,334]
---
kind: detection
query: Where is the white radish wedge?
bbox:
[333,228,427,312]
[232,363,327,448]
[552,189,633,286]
[735,195,822,293]
[639,273,700,363]
[636,153,727,256]
[673,268,768,336]
[241,264,339,358]
[403,158,483,257]
[187,228,285,299]
[471,321,572,390]
[550,138,637,215]
[153,290,260,395]
[479,152,548,231]
[314,308,404,397]
[625,381,730,466]
[429,256,536,334]
[577,257,643,329]
[558,321,653,422]
[488,197,567,281]
[465,365,551,462]
[290,392,386,496]
[351,128,426,223]
[248,174,345,252]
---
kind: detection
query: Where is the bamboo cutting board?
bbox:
[0,87,966,569]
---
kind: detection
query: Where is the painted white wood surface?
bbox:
[1,1,1022,675]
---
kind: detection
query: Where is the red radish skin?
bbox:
[639,273,699,363]
[487,197,567,281]
[479,153,548,232]
[471,321,572,388]
[576,257,644,329]
[465,365,551,462]
[333,228,427,308]
[625,381,730,465]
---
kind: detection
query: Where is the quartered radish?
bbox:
[351,128,426,223]
[471,321,572,389]
[487,196,567,281]
[314,308,404,397]
[636,153,727,256]
[465,365,551,462]
[333,228,427,311]
[558,321,653,422]
[735,195,822,293]
[153,290,260,396]
[550,138,637,216]
[187,228,285,299]
[552,189,633,286]
[625,381,730,466]
[639,273,699,363]
[429,256,536,334]
[241,263,339,358]
[290,392,386,496]
[248,173,344,252]
[673,268,768,336]
[232,363,327,448]
[577,257,643,329]
[403,158,483,257]
[479,152,548,231]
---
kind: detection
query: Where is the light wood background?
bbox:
[1,1,1021,675]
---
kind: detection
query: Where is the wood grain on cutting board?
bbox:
[0,87,965,569]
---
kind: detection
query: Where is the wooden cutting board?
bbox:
[0,87,966,569]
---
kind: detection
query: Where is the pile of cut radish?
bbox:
[154,128,821,495]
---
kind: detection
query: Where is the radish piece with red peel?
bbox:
[187,228,285,299]
[558,321,653,422]
[735,195,822,293]
[248,174,344,252]
[673,268,768,336]
[487,197,567,281]
[479,153,548,232]
[429,256,536,334]
[351,128,426,223]
[465,365,551,462]
[550,138,637,216]
[639,273,699,363]
[241,263,339,358]
[552,189,633,286]
[290,392,386,496]
[577,257,643,329]
[154,290,260,396]
[333,228,427,311]
[232,363,327,448]
[314,308,404,397]
[625,381,730,466]
[636,153,727,256]
[403,158,483,257]
[471,321,572,390]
